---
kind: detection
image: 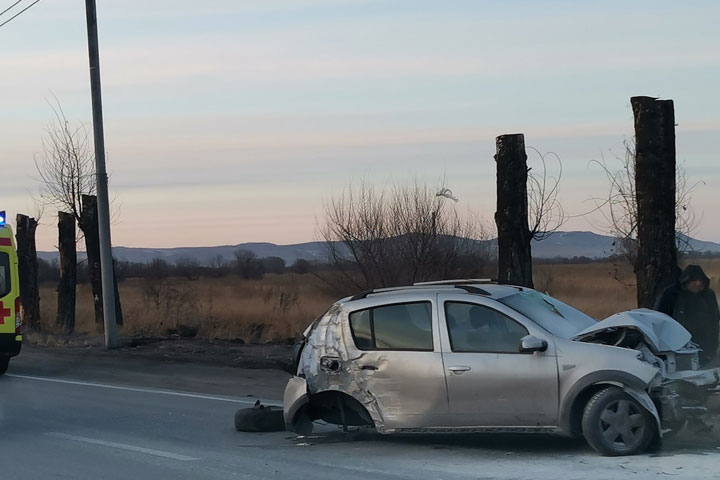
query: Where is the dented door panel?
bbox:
[301,293,451,431]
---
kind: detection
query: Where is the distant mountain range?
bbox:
[37,231,720,265]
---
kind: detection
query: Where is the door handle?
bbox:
[448,365,471,374]
[359,365,378,371]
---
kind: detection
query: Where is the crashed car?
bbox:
[284,280,720,456]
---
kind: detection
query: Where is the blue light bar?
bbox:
[0,211,5,226]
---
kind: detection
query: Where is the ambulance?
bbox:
[0,211,21,375]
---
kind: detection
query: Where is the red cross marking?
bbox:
[0,302,10,325]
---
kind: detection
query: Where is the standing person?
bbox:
[654,265,720,365]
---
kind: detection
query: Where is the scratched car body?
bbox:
[283,281,720,456]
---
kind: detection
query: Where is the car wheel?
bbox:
[234,403,285,432]
[0,358,8,375]
[581,386,657,456]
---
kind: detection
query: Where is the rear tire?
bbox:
[234,405,285,432]
[582,386,657,456]
[0,358,8,375]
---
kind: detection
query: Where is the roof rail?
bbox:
[350,289,374,301]
[349,282,494,301]
[455,285,491,296]
[413,278,495,286]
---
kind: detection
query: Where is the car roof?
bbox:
[337,281,527,307]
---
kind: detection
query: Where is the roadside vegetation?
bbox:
[31,257,720,343]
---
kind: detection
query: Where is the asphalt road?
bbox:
[1,347,719,480]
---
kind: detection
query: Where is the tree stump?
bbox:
[494,133,533,288]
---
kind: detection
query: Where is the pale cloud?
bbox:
[16,37,717,90]
[2,0,720,251]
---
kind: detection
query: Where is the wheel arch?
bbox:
[306,390,375,428]
[560,370,655,436]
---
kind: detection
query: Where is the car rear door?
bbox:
[344,293,450,430]
[438,293,559,428]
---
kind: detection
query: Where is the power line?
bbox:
[0,0,39,29]
[0,0,24,18]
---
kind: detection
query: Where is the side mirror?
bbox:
[520,335,548,353]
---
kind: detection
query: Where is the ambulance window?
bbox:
[0,252,9,298]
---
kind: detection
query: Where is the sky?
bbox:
[1,0,719,251]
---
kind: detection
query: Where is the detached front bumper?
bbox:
[653,367,720,430]
[0,333,21,358]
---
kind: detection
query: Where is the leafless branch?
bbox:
[34,97,96,226]
[318,180,493,291]
[527,147,565,240]
[589,140,702,265]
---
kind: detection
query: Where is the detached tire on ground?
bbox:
[582,386,657,456]
[234,401,286,432]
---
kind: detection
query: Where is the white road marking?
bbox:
[7,374,281,406]
[45,432,200,461]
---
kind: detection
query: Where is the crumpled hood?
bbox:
[573,309,692,353]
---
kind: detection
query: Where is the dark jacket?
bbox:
[653,265,720,363]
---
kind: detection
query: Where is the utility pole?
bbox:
[85,0,118,348]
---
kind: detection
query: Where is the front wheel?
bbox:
[581,386,657,456]
[0,358,9,375]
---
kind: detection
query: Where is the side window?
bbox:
[349,302,433,351]
[445,302,528,353]
[0,253,9,298]
[349,309,373,349]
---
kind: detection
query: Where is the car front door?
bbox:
[438,293,559,428]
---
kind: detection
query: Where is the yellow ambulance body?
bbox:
[0,214,21,375]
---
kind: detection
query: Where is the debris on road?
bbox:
[234,400,285,432]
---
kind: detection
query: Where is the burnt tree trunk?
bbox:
[632,96,680,308]
[112,259,123,326]
[57,211,76,334]
[80,195,103,325]
[80,194,123,327]
[15,214,40,330]
[494,133,533,287]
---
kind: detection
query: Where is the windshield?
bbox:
[498,290,596,339]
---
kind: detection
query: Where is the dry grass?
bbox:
[534,259,720,319]
[38,274,336,343]
[36,259,720,342]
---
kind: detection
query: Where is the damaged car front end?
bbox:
[574,309,720,434]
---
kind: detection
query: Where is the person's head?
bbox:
[680,264,710,294]
[683,279,705,294]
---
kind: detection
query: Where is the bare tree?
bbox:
[34,99,122,328]
[494,134,565,288]
[320,181,493,291]
[35,101,95,223]
[234,249,265,280]
[590,140,700,268]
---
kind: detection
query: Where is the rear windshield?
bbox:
[0,252,10,298]
[498,290,596,339]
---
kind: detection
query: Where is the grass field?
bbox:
[36,259,720,343]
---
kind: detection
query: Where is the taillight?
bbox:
[15,297,21,334]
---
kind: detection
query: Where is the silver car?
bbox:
[283,280,720,456]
